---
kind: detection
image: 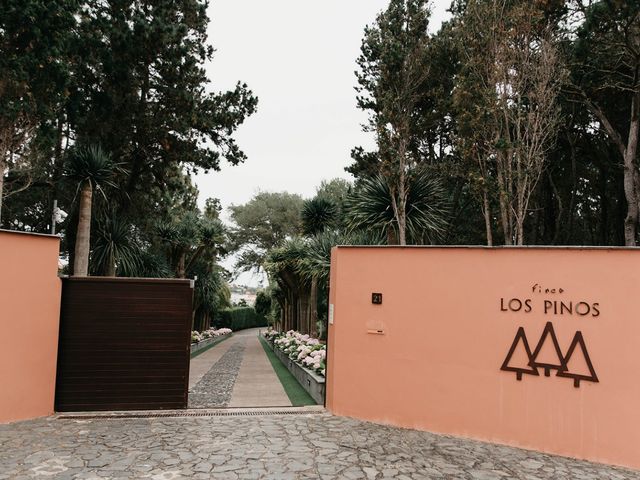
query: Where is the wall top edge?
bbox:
[333,245,639,251]
[60,276,193,285]
[0,228,60,239]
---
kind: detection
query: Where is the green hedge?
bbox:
[214,307,267,331]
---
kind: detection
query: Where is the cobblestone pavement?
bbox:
[188,338,247,408]
[0,412,637,479]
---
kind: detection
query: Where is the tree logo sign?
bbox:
[498,285,600,388]
[501,321,598,388]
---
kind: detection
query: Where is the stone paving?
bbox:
[0,412,637,479]
[188,339,247,408]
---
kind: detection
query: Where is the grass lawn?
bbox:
[258,335,316,407]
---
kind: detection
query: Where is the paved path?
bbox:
[188,336,235,389]
[1,412,637,479]
[188,328,291,409]
[229,331,291,408]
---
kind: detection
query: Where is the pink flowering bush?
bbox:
[191,328,232,344]
[263,327,280,342]
[265,329,326,377]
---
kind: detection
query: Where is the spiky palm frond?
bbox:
[301,197,338,235]
[405,171,450,243]
[200,218,225,244]
[297,230,385,284]
[123,249,172,278]
[63,144,120,194]
[266,231,384,285]
[345,171,449,244]
[344,175,395,239]
[91,215,143,276]
[265,237,309,274]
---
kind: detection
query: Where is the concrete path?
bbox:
[188,328,291,409]
[2,412,637,479]
[188,336,235,389]
[229,331,291,407]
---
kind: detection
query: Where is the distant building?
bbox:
[230,292,256,307]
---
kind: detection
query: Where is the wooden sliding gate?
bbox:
[55,277,193,412]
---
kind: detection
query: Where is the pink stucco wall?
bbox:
[0,230,61,423]
[326,246,640,470]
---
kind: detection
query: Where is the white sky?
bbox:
[195,0,453,286]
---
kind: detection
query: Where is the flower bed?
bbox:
[191,328,232,344]
[265,329,326,376]
[190,328,232,356]
[263,329,326,404]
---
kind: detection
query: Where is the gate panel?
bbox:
[55,277,193,411]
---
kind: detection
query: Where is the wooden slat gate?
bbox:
[55,277,193,411]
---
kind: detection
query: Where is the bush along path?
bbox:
[188,328,297,408]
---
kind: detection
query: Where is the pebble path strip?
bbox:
[188,338,247,408]
[1,413,638,479]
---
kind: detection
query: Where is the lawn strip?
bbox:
[258,335,316,406]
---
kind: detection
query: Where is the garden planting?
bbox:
[264,329,326,377]
[190,328,233,357]
[191,328,233,344]
[262,329,326,404]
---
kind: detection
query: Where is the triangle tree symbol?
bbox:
[556,331,599,388]
[530,322,567,376]
[501,327,539,380]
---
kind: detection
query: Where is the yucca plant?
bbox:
[301,197,338,235]
[91,214,142,276]
[64,144,120,276]
[345,171,449,244]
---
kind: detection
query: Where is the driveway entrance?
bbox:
[188,328,291,408]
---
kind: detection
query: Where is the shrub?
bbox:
[267,329,326,377]
[214,306,267,331]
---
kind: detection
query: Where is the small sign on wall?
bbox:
[329,304,334,325]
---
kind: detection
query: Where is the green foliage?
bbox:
[0,0,77,128]
[345,171,449,244]
[229,191,304,272]
[254,290,272,318]
[315,178,351,207]
[63,145,120,193]
[215,307,267,331]
[301,197,338,235]
[90,214,142,276]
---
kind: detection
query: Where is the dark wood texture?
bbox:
[55,277,193,411]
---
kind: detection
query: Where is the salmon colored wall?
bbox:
[326,247,640,470]
[0,230,61,423]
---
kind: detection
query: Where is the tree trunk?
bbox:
[298,291,310,335]
[584,91,640,246]
[496,153,512,245]
[516,216,525,246]
[106,256,116,276]
[309,277,318,338]
[623,92,640,246]
[482,188,493,246]
[73,182,93,277]
[176,252,186,278]
[0,155,5,225]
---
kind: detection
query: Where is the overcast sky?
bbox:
[196,0,452,285]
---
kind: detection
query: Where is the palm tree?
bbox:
[64,145,118,277]
[155,213,226,279]
[91,213,142,276]
[301,197,338,235]
[344,170,449,245]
